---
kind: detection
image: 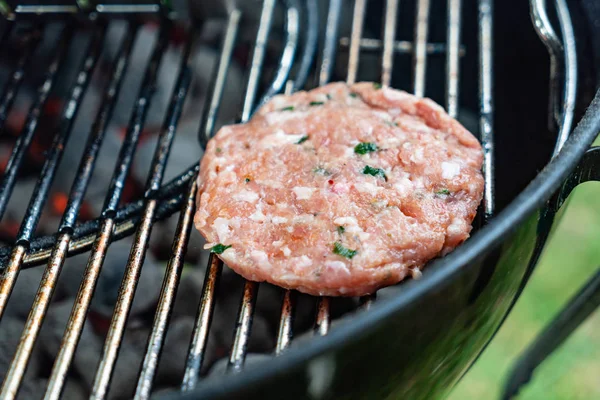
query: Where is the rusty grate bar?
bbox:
[226,0,276,373]
[181,9,241,390]
[90,26,193,400]
[134,178,197,400]
[43,22,170,400]
[0,21,107,400]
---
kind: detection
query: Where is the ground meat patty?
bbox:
[194,82,484,296]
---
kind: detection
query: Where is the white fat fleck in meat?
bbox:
[314,93,329,102]
[249,205,266,221]
[441,161,461,179]
[324,261,351,276]
[373,111,392,121]
[357,120,374,135]
[411,148,424,163]
[265,111,308,125]
[393,176,414,196]
[334,216,358,226]
[447,218,465,235]
[292,255,313,268]
[292,214,315,224]
[383,87,412,101]
[271,216,288,224]
[332,182,349,194]
[354,181,383,194]
[261,129,306,147]
[293,186,316,200]
[233,190,259,203]
[282,246,291,256]
[212,218,232,242]
[256,179,283,188]
[273,240,284,247]
[411,268,423,280]
[251,250,271,269]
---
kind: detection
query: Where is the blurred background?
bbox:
[450,139,600,400]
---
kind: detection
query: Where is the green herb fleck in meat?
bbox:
[354,142,378,155]
[216,147,222,153]
[310,101,325,106]
[373,82,382,90]
[245,178,251,183]
[210,244,232,254]
[436,188,451,196]
[296,135,309,144]
[333,242,357,259]
[280,105,295,111]
[349,92,358,98]
[362,165,387,181]
[337,226,345,235]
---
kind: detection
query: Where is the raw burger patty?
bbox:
[194,82,484,296]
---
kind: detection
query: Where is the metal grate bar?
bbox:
[530,0,577,157]
[181,254,222,391]
[291,0,318,91]
[240,0,276,123]
[198,9,241,149]
[381,0,399,87]
[91,30,193,399]
[0,23,107,400]
[256,0,299,108]
[347,0,366,85]
[318,0,341,86]
[227,280,259,372]
[182,10,241,390]
[0,25,73,221]
[552,0,577,156]
[59,23,140,231]
[134,178,196,400]
[339,37,460,55]
[42,22,138,400]
[478,0,494,218]
[0,26,40,133]
[446,0,462,118]
[0,23,103,322]
[275,290,296,354]
[43,23,170,400]
[413,0,431,97]
[314,297,331,336]
[226,0,278,373]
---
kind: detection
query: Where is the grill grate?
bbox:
[0,0,577,398]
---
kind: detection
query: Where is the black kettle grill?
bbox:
[0,0,598,399]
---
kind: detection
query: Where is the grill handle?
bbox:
[502,146,600,400]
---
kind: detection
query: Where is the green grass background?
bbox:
[449,155,600,399]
